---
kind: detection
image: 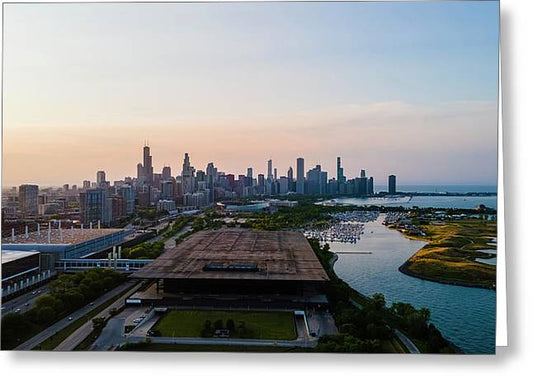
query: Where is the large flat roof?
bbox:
[133,229,329,282]
[1,228,125,246]
[1,250,40,264]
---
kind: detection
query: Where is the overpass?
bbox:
[56,258,153,273]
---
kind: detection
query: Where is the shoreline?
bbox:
[328,247,462,353]
[386,224,497,291]
[329,253,339,269]
[398,260,496,291]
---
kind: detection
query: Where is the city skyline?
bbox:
[2,2,499,186]
[2,142,497,189]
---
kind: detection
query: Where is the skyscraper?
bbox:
[388,175,397,195]
[136,143,154,186]
[143,145,154,185]
[162,166,172,180]
[287,167,294,192]
[181,153,195,194]
[296,158,305,194]
[368,177,374,195]
[96,171,106,188]
[18,184,39,217]
[306,165,322,195]
[337,157,345,184]
[267,159,273,180]
[247,167,253,178]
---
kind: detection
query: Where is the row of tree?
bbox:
[122,241,165,259]
[1,268,126,350]
[308,238,455,353]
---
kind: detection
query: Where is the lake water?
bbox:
[332,214,496,354]
[373,184,497,194]
[329,195,497,210]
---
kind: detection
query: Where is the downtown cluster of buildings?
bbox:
[2,144,399,228]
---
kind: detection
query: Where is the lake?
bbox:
[331,214,496,354]
[327,195,497,210]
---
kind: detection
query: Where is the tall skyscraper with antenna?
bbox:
[137,141,154,186]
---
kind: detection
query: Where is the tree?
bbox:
[226,319,235,332]
[92,317,106,331]
[369,293,386,311]
[37,306,56,324]
[61,290,85,311]
[35,295,62,314]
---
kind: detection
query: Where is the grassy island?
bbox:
[396,219,497,289]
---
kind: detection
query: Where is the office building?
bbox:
[296,158,305,194]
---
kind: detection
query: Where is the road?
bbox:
[163,225,192,250]
[92,318,126,351]
[307,310,339,336]
[126,334,316,348]
[394,329,421,354]
[1,287,49,316]
[54,281,145,351]
[15,280,139,350]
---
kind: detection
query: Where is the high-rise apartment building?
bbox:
[388,175,397,195]
[80,188,109,226]
[18,184,39,217]
[337,157,346,184]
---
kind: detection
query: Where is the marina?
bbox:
[303,211,379,244]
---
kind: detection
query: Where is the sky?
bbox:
[2,1,500,187]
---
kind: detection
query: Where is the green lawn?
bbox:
[401,219,497,288]
[153,310,297,340]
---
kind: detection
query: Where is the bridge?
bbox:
[56,258,153,272]
[335,251,373,255]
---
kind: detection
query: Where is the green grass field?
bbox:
[152,310,297,340]
[402,219,497,288]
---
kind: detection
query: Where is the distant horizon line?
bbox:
[1,183,499,190]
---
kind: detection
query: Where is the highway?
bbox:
[15,280,139,350]
[55,281,145,351]
[1,286,49,316]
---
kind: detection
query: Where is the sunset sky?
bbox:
[2,1,499,187]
